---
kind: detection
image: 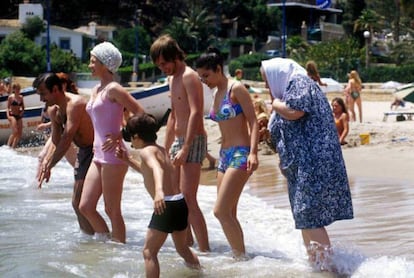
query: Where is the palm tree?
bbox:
[353,9,382,40]
[180,4,215,52]
[163,17,198,53]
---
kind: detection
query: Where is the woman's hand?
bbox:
[246,153,259,174]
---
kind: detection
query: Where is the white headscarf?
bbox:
[261,58,307,100]
[91,42,123,73]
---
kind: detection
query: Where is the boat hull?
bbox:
[0,82,215,145]
[0,106,44,145]
[128,83,214,120]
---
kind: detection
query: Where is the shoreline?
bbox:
[14,87,414,186]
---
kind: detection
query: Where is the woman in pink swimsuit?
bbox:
[80,42,144,243]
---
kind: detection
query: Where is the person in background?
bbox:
[390,97,405,110]
[7,83,24,148]
[344,70,363,122]
[253,98,270,144]
[261,58,353,271]
[115,113,200,277]
[3,77,12,95]
[150,35,210,252]
[35,72,95,235]
[0,79,8,96]
[56,72,79,94]
[305,61,327,87]
[196,47,259,258]
[79,42,144,243]
[234,68,243,81]
[331,97,349,145]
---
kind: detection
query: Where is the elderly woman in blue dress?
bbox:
[260,58,353,270]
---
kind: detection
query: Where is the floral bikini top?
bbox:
[209,83,243,122]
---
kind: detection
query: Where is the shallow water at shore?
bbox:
[1,146,414,277]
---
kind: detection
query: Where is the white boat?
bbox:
[127,82,214,120]
[0,82,215,145]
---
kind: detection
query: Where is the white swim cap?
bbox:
[90,42,122,73]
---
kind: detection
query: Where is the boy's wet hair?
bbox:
[150,34,185,63]
[126,113,160,143]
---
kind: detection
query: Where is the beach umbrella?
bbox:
[381,81,402,89]
[320,77,343,93]
[394,83,414,102]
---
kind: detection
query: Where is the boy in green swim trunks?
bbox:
[115,113,200,277]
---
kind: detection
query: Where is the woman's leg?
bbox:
[101,163,128,243]
[348,98,356,122]
[214,168,249,257]
[7,117,17,147]
[356,97,363,123]
[12,119,23,148]
[301,227,332,269]
[79,162,109,235]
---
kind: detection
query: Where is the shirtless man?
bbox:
[35,73,95,235]
[150,35,210,252]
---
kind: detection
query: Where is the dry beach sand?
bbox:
[197,86,414,184]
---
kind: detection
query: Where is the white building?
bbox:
[0,1,115,60]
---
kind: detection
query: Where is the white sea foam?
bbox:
[1,147,414,277]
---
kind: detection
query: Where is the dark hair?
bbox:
[150,34,185,63]
[33,73,63,92]
[56,72,78,94]
[331,97,348,114]
[126,113,160,143]
[195,47,224,72]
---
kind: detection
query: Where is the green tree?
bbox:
[0,31,45,76]
[180,3,215,52]
[305,38,362,81]
[49,44,81,73]
[389,41,414,65]
[163,17,198,53]
[401,0,414,19]
[0,31,81,76]
[338,0,366,38]
[365,0,402,42]
[286,36,308,62]
[353,9,382,39]
[21,16,45,40]
[114,25,152,64]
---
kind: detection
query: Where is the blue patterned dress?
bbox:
[270,75,353,229]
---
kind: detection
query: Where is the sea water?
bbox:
[1,145,414,278]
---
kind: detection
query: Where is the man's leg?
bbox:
[143,228,168,278]
[72,179,95,235]
[172,229,200,268]
[180,162,210,252]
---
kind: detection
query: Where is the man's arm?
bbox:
[140,149,166,215]
[115,146,142,173]
[39,100,81,188]
[164,108,175,152]
[48,101,81,169]
[181,70,204,153]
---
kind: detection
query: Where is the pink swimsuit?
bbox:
[86,84,125,164]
